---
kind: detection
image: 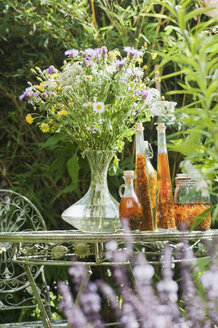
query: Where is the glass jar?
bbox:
[174,173,211,231]
[119,170,143,230]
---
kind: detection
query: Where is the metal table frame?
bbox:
[1,229,218,328]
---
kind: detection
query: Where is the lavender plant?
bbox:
[58,232,218,327]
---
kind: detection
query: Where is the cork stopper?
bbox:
[123,170,135,183]
[156,123,166,132]
[136,123,144,132]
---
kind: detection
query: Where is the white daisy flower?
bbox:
[93,102,105,113]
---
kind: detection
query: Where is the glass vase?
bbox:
[61,150,121,233]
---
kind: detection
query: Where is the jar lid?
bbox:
[175,173,191,180]
[136,123,144,132]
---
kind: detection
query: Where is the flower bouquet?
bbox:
[20,46,172,232]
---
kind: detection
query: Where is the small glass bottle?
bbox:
[144,141,157,229]
[135,123,154,231]
[174,173,211,231]
[156,123,175,229]
[119,170,143,230]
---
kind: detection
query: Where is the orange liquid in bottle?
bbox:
[156,153,175,229]
[119,197,143,230]
[135,153,153,230]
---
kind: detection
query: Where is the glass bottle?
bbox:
[156,123,175,229]
[119,170,143,230]
[174,173,211,231]
[135,123,154,231]
[144,141,157,229]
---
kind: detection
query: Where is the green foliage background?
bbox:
[0,0,217,323]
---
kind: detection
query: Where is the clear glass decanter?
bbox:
[62,150,121,233]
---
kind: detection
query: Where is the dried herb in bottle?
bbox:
[135,123,154,231]
[156,123,175,229]
[174,174,211,231]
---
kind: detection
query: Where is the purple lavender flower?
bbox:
[19,87,33,100]
[64,48,79,58]
[101,46,107,58]
[123,46,143,58]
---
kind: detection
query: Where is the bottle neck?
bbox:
[157,131,167,154]
[136,131,144,155]
[123,180,135,197]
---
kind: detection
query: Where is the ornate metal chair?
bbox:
[0,189,67,327]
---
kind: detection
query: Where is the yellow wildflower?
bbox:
[57,86,62,91]
[51,105,56,112]
[30,68,34,73]
[57,109,68,117]
[138,84,142,88]
[38,82,46,91]
[85,75,92,81]
[58,103,62,107]
[129,82,134,88]
[144,42,147,47]
[108,52,116,59]
[51,73,58,78]
[49,119,53,124]
[36,76,40,81]
[40,123,49,133]
[114,50,121,57]
[132,94,136,99]
[135,58,143,63]
[161,96,165,100]
[35,66,40,70]
[69,97,73,101]
[155,70,160,75]
[143,65,148,70]
[25,114,34,125]
[157,77,161,82]
[152,53,157,60]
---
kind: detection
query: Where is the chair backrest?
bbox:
[0,189,49,323]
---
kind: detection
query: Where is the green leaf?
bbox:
[189,207,212,232]
[67,153,79,183]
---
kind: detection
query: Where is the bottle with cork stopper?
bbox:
[134,123,154,231]
[119,170,143,230]
[156,123,175,229]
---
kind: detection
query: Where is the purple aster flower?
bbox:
[19,87,33,101]
[83,57,91,67]
[33,92,39,98]
[116,59,125,70]
[134,89,141,96]
[64,48,79,58]
[123,46,143,58]
[119,77,128,82]
[141,90,148,99]
[84,48,98,57]
[46,65,56,74]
